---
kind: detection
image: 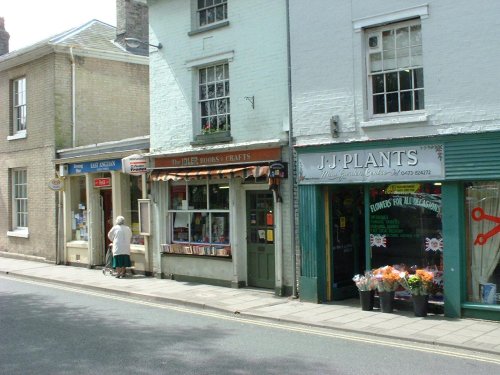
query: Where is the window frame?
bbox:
[197,61,231,135]
[167,180,231,255]
[197,0,228,29]
[12,168,28,230]
[12,77,27,134]
[365,19,425,118]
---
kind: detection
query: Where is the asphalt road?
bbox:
[1,275,499,375]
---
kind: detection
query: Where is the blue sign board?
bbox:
[68,159,122,175]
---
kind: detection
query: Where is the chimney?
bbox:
[0,17,10,55]
[115,0,149,56]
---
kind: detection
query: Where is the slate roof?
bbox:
[48,19,124,53]
[0,19,140,67]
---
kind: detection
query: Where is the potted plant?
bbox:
[352,272,376,311]
[399,269,434,317]
[373,265,401,313]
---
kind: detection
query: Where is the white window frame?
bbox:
[197,61,231,134]
[12,77,27,134]
[366,18,424,118]
[168,180,230,246]
[197,0,228,28]
[10,169,28,236]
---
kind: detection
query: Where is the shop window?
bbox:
[128,175,145,245]
[71,176,88,241]
[465,181,500,305]
[369,183,443,299]
[163,181,231,257]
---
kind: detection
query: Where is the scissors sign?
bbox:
[472,207,500,245]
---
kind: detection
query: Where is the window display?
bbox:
[164,181,231,257]
[71,176,88,241]
[369,183,443,300]
[369,183,442,267]
[129,175,145,245]
[465,181,500,305]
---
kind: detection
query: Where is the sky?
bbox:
[1,0,117,52]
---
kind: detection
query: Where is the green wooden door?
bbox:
[247,191,275,289]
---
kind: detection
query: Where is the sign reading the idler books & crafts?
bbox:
[298,145,444,184]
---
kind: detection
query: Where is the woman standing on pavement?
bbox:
[107,216,132,278]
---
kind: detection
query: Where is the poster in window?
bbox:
[138,199,150,235]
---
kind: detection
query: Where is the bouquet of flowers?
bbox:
[352,271,376,291]
[399,269,434,296]
[373,265,401,292]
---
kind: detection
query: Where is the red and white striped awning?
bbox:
[150,165,269,181]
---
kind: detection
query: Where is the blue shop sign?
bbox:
[68,159,122,174]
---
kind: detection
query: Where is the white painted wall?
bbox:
[289,0,500,146]
[149,0,290,153]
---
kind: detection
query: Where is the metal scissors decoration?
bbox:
[472,207,500,245]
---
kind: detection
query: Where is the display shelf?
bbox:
[161,243,231,258]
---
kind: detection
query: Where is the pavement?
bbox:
[1,256,500,356]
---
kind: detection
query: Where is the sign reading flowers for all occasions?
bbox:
[298,145,444,184]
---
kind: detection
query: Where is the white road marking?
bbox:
[2,274,500,365]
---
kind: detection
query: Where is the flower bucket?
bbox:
[412,294,429,317]
[359,290,375,311]
[379,291,395,313]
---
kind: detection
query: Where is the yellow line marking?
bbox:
[2,274,500,365]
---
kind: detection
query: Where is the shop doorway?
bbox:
[246,191,275,289]
[328,185,365,300]
[100,189,113,262]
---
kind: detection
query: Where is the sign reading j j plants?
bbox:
[298,145,444,184]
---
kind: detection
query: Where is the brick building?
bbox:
[0,13,149,267]
[147,0,296,295]
[290,0,500,320]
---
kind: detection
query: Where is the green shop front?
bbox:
[297,132,500,320]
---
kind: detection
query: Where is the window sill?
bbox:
[462,302,500,311]
[66,240,89,248]
[7,130,27,141]
[188,21,230,36]
[7,229,29,238]
[191,131,232,146]
[131,245,145,254]
[361,113,428,128]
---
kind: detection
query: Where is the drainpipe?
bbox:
[70,47,76,147]
[286,0,298,298]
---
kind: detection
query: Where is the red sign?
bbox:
[154,148,282,168]
[94,178,111,188]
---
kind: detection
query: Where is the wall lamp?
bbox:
[124,37,163,50]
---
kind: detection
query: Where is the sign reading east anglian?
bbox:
[68,159,122,174]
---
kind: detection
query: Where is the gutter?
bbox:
[286,0,298,298]
[70,47,76,147]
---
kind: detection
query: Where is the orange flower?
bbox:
[415,269,434,283]
[373,265,401,292]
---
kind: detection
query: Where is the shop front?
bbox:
[150,146,291,295]
[297,132,500,320]
[58,156,150,273]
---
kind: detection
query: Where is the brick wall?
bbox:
[0,54,58,259]
[289,0,500,146]
[149,0,289,152]
[71,56,149,146]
